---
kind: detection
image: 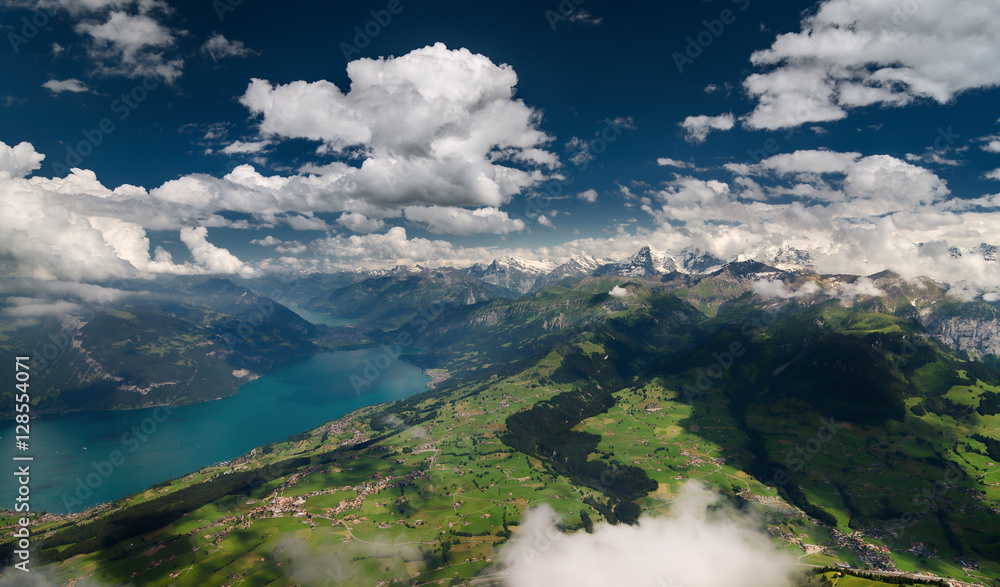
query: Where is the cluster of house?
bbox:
[830,528,897,572]
[298,469,430,520]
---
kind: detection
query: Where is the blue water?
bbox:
[0,349,429,513]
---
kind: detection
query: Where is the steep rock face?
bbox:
[743,244,814,271]
[467,256,554,294]
[673,248,725,274]
[460,299,586,329]
[923,312,1000,357]
[542,312,570,330]
[324,269,516,324]
[940,242,998,263]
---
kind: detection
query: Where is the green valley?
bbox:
[5,270,1000,586]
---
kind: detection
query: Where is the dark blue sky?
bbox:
[1,0,999,282]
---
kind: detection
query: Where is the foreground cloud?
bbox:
[500,482,796,587]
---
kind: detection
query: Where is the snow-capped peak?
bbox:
[490,256,556,275]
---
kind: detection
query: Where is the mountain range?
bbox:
[3,244,998,417]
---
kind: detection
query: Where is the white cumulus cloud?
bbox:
[180,226,258,277]
[404,206,526,236]
[742,0,1000,130]
[336,212,385,234]
[237,43,556,213]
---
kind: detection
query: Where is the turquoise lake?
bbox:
[0,346,429,513]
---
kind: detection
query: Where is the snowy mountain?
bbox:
[530,254,603,291]
[672,247,726,274]
[737,244,814,272]
[595,246,676,277]
[466,256,556,294]
[945,242,999,263]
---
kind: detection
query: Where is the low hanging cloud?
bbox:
[616,147,1000,296]
[741,0,1000,130]
[2,298,82,318]
[315,227,459,266]
[753,278,883,303]
[500,482,796,587]
[312,226,503,271]
[752,280,822,300]
[0,278,124,303]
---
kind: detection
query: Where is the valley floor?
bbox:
[4,342,1000,586]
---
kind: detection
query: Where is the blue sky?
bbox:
[1,0,999,296]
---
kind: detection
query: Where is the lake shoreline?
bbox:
[0,349,432,513]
